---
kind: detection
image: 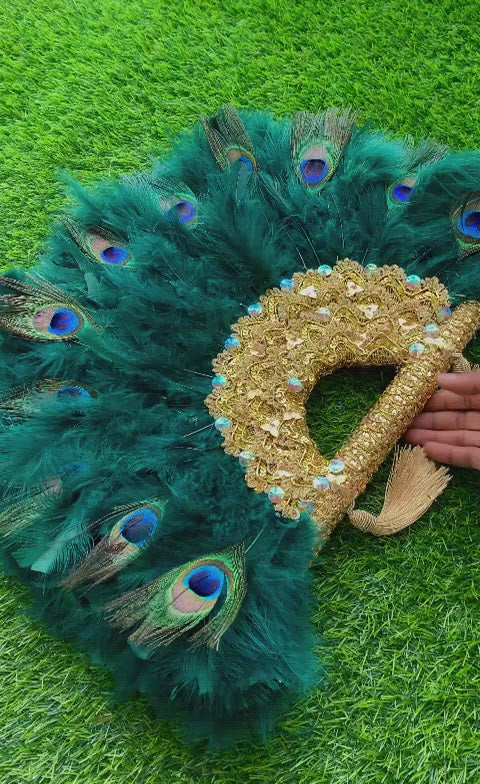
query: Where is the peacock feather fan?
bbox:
[1,105,480,748]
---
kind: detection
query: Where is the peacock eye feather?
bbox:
[63,219,134,267]
[0,275,96,342]
[118,507,159,547]
[169,199,198,227]
[184,564,226,600]
[62,502,164,588]
[155,178,199,228]
[299,145,331,187]
[201,104,258,173]
[56,384,94,400]
[453,197,480,257]
[226,148,256,173]
[107,544,246,650]
[292,109,355,193]
[388,177,416,206]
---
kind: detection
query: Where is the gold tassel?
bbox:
[348,446,451,536]
[450,353,473,373]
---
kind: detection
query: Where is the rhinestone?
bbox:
[313,476,330,492]
[317,264,333,277]
[247,303,262,316]
[409,342,425,357]
[424,323,439,337]
[280,278,295,292]
[268,486,285,504]
[406,274,422,289]
[225,336,240,350]
[437,306,452,322]
[329,459,345,474]
[239,450,255,468]
[288,377,303,392]
[298,501,315,515]
[212,375,227,389]
[214,417,231,433]
[365,263,378,275]
[317,306,332,322]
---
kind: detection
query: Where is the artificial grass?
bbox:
[1,0,480,781]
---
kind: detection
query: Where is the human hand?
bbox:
[405,371,480,470]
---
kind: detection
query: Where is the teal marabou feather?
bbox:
[1,106,480,747]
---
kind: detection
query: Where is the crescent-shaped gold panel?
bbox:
[206,261,480,541]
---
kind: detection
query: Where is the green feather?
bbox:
[0,274,98,342]
[62,500,165,588]
[153,176,199,228]
[63,218,135,267]
[1,379,97,415]
[201,104,257,172]
[107,544,246,650]
[0,479,62,537]
[452,195,480,258]
[291,108,355,192]
[387,140,448,207]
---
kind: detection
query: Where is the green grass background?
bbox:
[1,0,480,781]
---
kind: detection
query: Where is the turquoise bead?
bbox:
[247,303,262,316]
[212,375,227,389]
[239,451,255,468]
[406,274,422,289]
[268,486,285,504]
[329,460,345,474]
[424,323,439,337]
[313,476,330,492]
[409,342,425,357]
[280,278,295,292]
[437,306,452,322]
[214,417,231,433]
[288,377,303,392]
[225,336,240,350]
[365,263,378,275]
[317,264,333,277]
[298,501,315,515]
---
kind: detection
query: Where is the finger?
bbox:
[422,390,480,411]
[408,410,480,431]
[421,441,480,470]
[437,371,480,396]
[405,428,480,448]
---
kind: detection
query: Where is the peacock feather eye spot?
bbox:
[57,384,92,400]
[32,307,82,338]
[388,177,416,206]
[176,201,197,225]
[297,143,334,190]
[301,158,329,185]
[238,155,254,173]
[458,210,480,239]
[49,308,80,335]
[393,184,414,203]
[100,246,130,265]
[58,461,89,480]
[120,508,159,546]
[88,234,132,266]
[226,148,256,173]
[186,565,225,599]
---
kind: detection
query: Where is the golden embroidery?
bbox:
[205,261,480,544]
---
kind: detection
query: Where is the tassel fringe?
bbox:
[348,446,451,536]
